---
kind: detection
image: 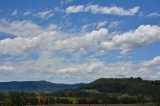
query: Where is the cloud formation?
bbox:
[33,10,54,19]
[23,10,54,19]
[0,19,160,83]
[0,20,58,37]
[56,56,160,82]
[0,0,160,83]
[55,28,108,53]
[101,25,160,55]
[147,12,160,17]
[1,55,160,83]
[11,10,18,16]
[66,5,140,16]
[0,20,160,56]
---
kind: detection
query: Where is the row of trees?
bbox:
[0,91,160,106]
[0,92,73,106]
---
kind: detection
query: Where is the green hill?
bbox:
[80,78,160,94]
[61,78,160,103]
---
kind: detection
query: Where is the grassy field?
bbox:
[80,89,101,94]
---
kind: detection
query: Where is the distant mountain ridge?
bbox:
[0,78,160,94]
[0,80,85,92]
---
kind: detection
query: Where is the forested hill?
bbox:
[52,78,160,103]
[80,77,160,94]
[0,81,85,92]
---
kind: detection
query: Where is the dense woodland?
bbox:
[0,78,160,106]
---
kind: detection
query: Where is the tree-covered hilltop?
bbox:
[90,78,160,103]
[0,78,160,105]
[59,78,160,103]
[80,77,160,94]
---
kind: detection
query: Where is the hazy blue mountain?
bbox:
[0,81,85,92]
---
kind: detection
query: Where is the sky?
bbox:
[0,0,160,83]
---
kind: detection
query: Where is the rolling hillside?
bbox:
[80,78,160,94]
[61,78,160,103]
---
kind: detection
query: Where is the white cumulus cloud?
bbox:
[55,28,108,53]
[101,25,160,55]
[66,5,140,16]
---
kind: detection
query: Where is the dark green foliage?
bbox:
[0,78,159,105]
[66,77,160,104]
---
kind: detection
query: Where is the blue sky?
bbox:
[0,0,160,83]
